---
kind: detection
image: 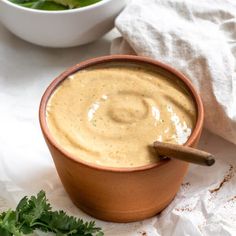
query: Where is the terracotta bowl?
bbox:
[39,55,204,222]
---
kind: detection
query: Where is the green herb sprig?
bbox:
[0,190,104,236]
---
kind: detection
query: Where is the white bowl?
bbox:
[0,0,126,48]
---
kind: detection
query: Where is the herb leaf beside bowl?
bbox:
[9,0,102,10]
[0,190,104,236]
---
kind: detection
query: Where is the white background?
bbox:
[0,23,236,235]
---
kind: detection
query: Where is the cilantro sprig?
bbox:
[0,191,104,236]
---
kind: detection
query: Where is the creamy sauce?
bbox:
[46,65,196,167]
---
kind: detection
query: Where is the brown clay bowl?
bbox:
[39,55,204,222]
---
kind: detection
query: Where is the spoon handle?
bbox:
[153,141,215,166]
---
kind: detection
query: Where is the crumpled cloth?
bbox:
[111,0,236,145]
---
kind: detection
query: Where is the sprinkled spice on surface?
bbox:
[175,203,193,212]
[209,164,235,194]
[181,182,191,189]
[138,232,148,236]
[227,196,236,202]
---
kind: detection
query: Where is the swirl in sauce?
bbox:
[46,65,196,167]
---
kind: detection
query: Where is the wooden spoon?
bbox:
[153,141,215,166]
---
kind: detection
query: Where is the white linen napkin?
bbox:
[111,0,236,145]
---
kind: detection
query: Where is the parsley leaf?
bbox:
[0,191,103,236]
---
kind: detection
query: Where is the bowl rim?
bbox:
[1,0,113,14]
[39,55,204,173]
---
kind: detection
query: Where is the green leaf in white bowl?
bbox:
[32,0,68,10]
[49,0,102,9]
[9,0,102,10]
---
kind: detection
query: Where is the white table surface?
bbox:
[0,23,236,236]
